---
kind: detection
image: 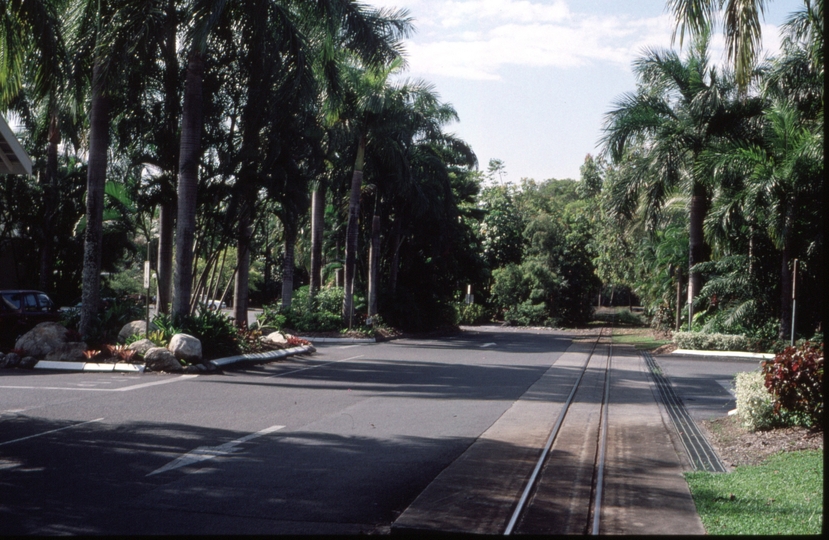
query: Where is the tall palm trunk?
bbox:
[39,111,59,293]
[79,62,110,337]
[388,216,402,295]
[156,0,178,314]
[778,203,795,340]
[281,219,297,308]
[309,183,326,295]
[172,51,204,318]
[342,134,366,327]
[233,209,252,328]
[156,200,174,313]
[367,213,380,317]
[687,189,708,322]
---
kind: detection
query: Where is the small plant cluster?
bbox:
[761,342,823,428]
[259,287,346,333]
[61,298,144,347]
[672,331,751,352]
[150,309,266,360]
[734,371,776,431]
[454,303,491,325]
[286,335,310,347]
[80,344,138,363]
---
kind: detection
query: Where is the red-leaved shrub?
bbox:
[761,341,823,427]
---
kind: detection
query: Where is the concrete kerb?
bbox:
[30,345,316,372]
[208,344,316,367]
[298,336,376,344]
[33,361,146,373]
[671,349,774,360]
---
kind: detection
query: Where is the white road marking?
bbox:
[716,379,736,397]
[111,375,198,392]
[0,375,198,393]
[481,342,496,348]
[266,355,365,378]
[148,425,285,476]
[337,344,362,349]
[0,418,104,446]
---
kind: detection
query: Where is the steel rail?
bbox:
[590,342,612,535]
[504,327,608,535]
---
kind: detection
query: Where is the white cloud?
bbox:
[372,0,786,81]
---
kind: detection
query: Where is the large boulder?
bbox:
[117,320,158,344]
[128,338,156,356]
[14,322,69,358]
[169,333,202,363]
[144,347,182,372]
[44,342,88,363]
[262,331,288,348]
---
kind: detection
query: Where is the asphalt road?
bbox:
[653,353,762,421]
[0,327,571,535]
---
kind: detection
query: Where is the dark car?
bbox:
[0,290,61,348]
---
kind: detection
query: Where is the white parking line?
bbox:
[0,375,199,393]
[481,342,496,348]
[0,418,104,446]
[266,355,365,378]
[148,425,285,476]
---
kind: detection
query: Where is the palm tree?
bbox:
[68,0,165,336]
[171,0,412,319]
[601,33,761,321]
[666,0,767,90]
[0,0,71,294]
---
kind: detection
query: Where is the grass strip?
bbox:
[685,449,823,535]
[611,332,670,351]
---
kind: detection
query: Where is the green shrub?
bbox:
[505,300,557,327]
[258,286,345,333]
[672,331,751,351]
[66,298,144,347]
[734,371,776,431]
[593,308,643,326]
[455,303,491,325]
[152,310,242,361]
[761,342,823,428]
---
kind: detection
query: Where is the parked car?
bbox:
[0,290,61,348]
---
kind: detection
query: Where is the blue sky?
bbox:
[367,0,802,182]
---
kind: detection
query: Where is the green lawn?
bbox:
[611,331,671,351]
[685,450,823,535]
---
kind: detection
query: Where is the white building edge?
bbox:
[0,115,32,175]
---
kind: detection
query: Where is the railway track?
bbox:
[506,327,613,535]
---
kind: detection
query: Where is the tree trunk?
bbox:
[778,203,795,340]
[368,213,380,317]
[156,0,177,316]
[172,51,204,318]
[688,192,707,322]
[281,219,297,309]
[389,216,401,295]
[342,134,366,327]
[156,200,174,314]
[309,183,326,295]
[39,111,59,293]
[233,211,252,328]
[79,61,110,338]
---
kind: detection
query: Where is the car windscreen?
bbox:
[2,293,21,310]
[37,293,54,311]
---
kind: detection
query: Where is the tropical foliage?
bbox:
[0,0,822,347]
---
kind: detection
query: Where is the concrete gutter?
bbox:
[671,349,774,360]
